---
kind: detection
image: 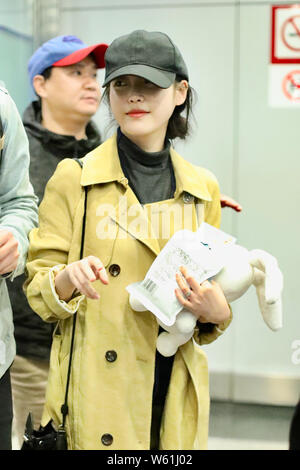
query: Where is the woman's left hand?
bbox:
[175,266,231,324]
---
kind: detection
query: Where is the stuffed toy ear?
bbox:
[156,331,193,357]
[156,310,197,356]
[129,294,147,312]
[174,310,197,334]
[249,249,283,331]
[256,280,283,330]
[249,249,283,303]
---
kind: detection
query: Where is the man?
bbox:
[0,86,38,450]
[9,35,108,447]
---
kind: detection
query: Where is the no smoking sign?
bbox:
[282,69,300,101]
[269,5,300,107]
[269,65,300,107]
[281,15,300,53]
[271,5,300,63]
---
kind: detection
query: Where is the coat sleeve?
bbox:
[24,158,85,322]
[0,89,38,280]
[193,167,232,345]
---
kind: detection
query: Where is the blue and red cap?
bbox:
[28,35,108,87]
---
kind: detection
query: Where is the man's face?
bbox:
[42,56,101,118]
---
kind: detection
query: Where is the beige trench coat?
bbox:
[25,135,231,450]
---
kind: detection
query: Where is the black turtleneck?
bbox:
[116,128,176,445]
[117,128,176,204]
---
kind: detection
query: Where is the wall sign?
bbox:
[269,4,300,107]
[282,69,300,101]
[271,4,300,63]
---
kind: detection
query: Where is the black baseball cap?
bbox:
[103,30,189,88]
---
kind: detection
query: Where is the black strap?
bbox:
[0,117,3,159]
[61,158,87,428]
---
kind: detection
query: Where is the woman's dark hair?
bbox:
[102,76,196,141]
[166,76,194,141]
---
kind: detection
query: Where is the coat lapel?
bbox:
[81,136,161,256]
[112,185,161,256]
[80,134,212,257]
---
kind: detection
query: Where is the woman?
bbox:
[25,30,231,450]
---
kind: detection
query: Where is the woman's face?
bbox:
[108,75,188,152]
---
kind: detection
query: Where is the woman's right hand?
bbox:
[54,255,109,302]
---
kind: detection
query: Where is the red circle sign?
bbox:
[282,69,300,101]
[281,15,300,52]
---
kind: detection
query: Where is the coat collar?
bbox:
[80,134,212,202]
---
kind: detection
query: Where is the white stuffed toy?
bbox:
[129,244,283,357]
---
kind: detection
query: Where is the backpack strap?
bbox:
[0,117,4,155]
[59,158,87,446]
[73,157,83,168]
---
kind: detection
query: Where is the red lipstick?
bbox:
[127,109,149,118]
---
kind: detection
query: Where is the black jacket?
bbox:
[8,100,101,360]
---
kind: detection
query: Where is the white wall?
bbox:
[0,0,33,35]
[56,0,300,404]
[0,0,34,111]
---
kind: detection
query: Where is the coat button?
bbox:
[101,433,113,446]
[182,192,194,204]
[109,264,121,277]
[105,350,117,362]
